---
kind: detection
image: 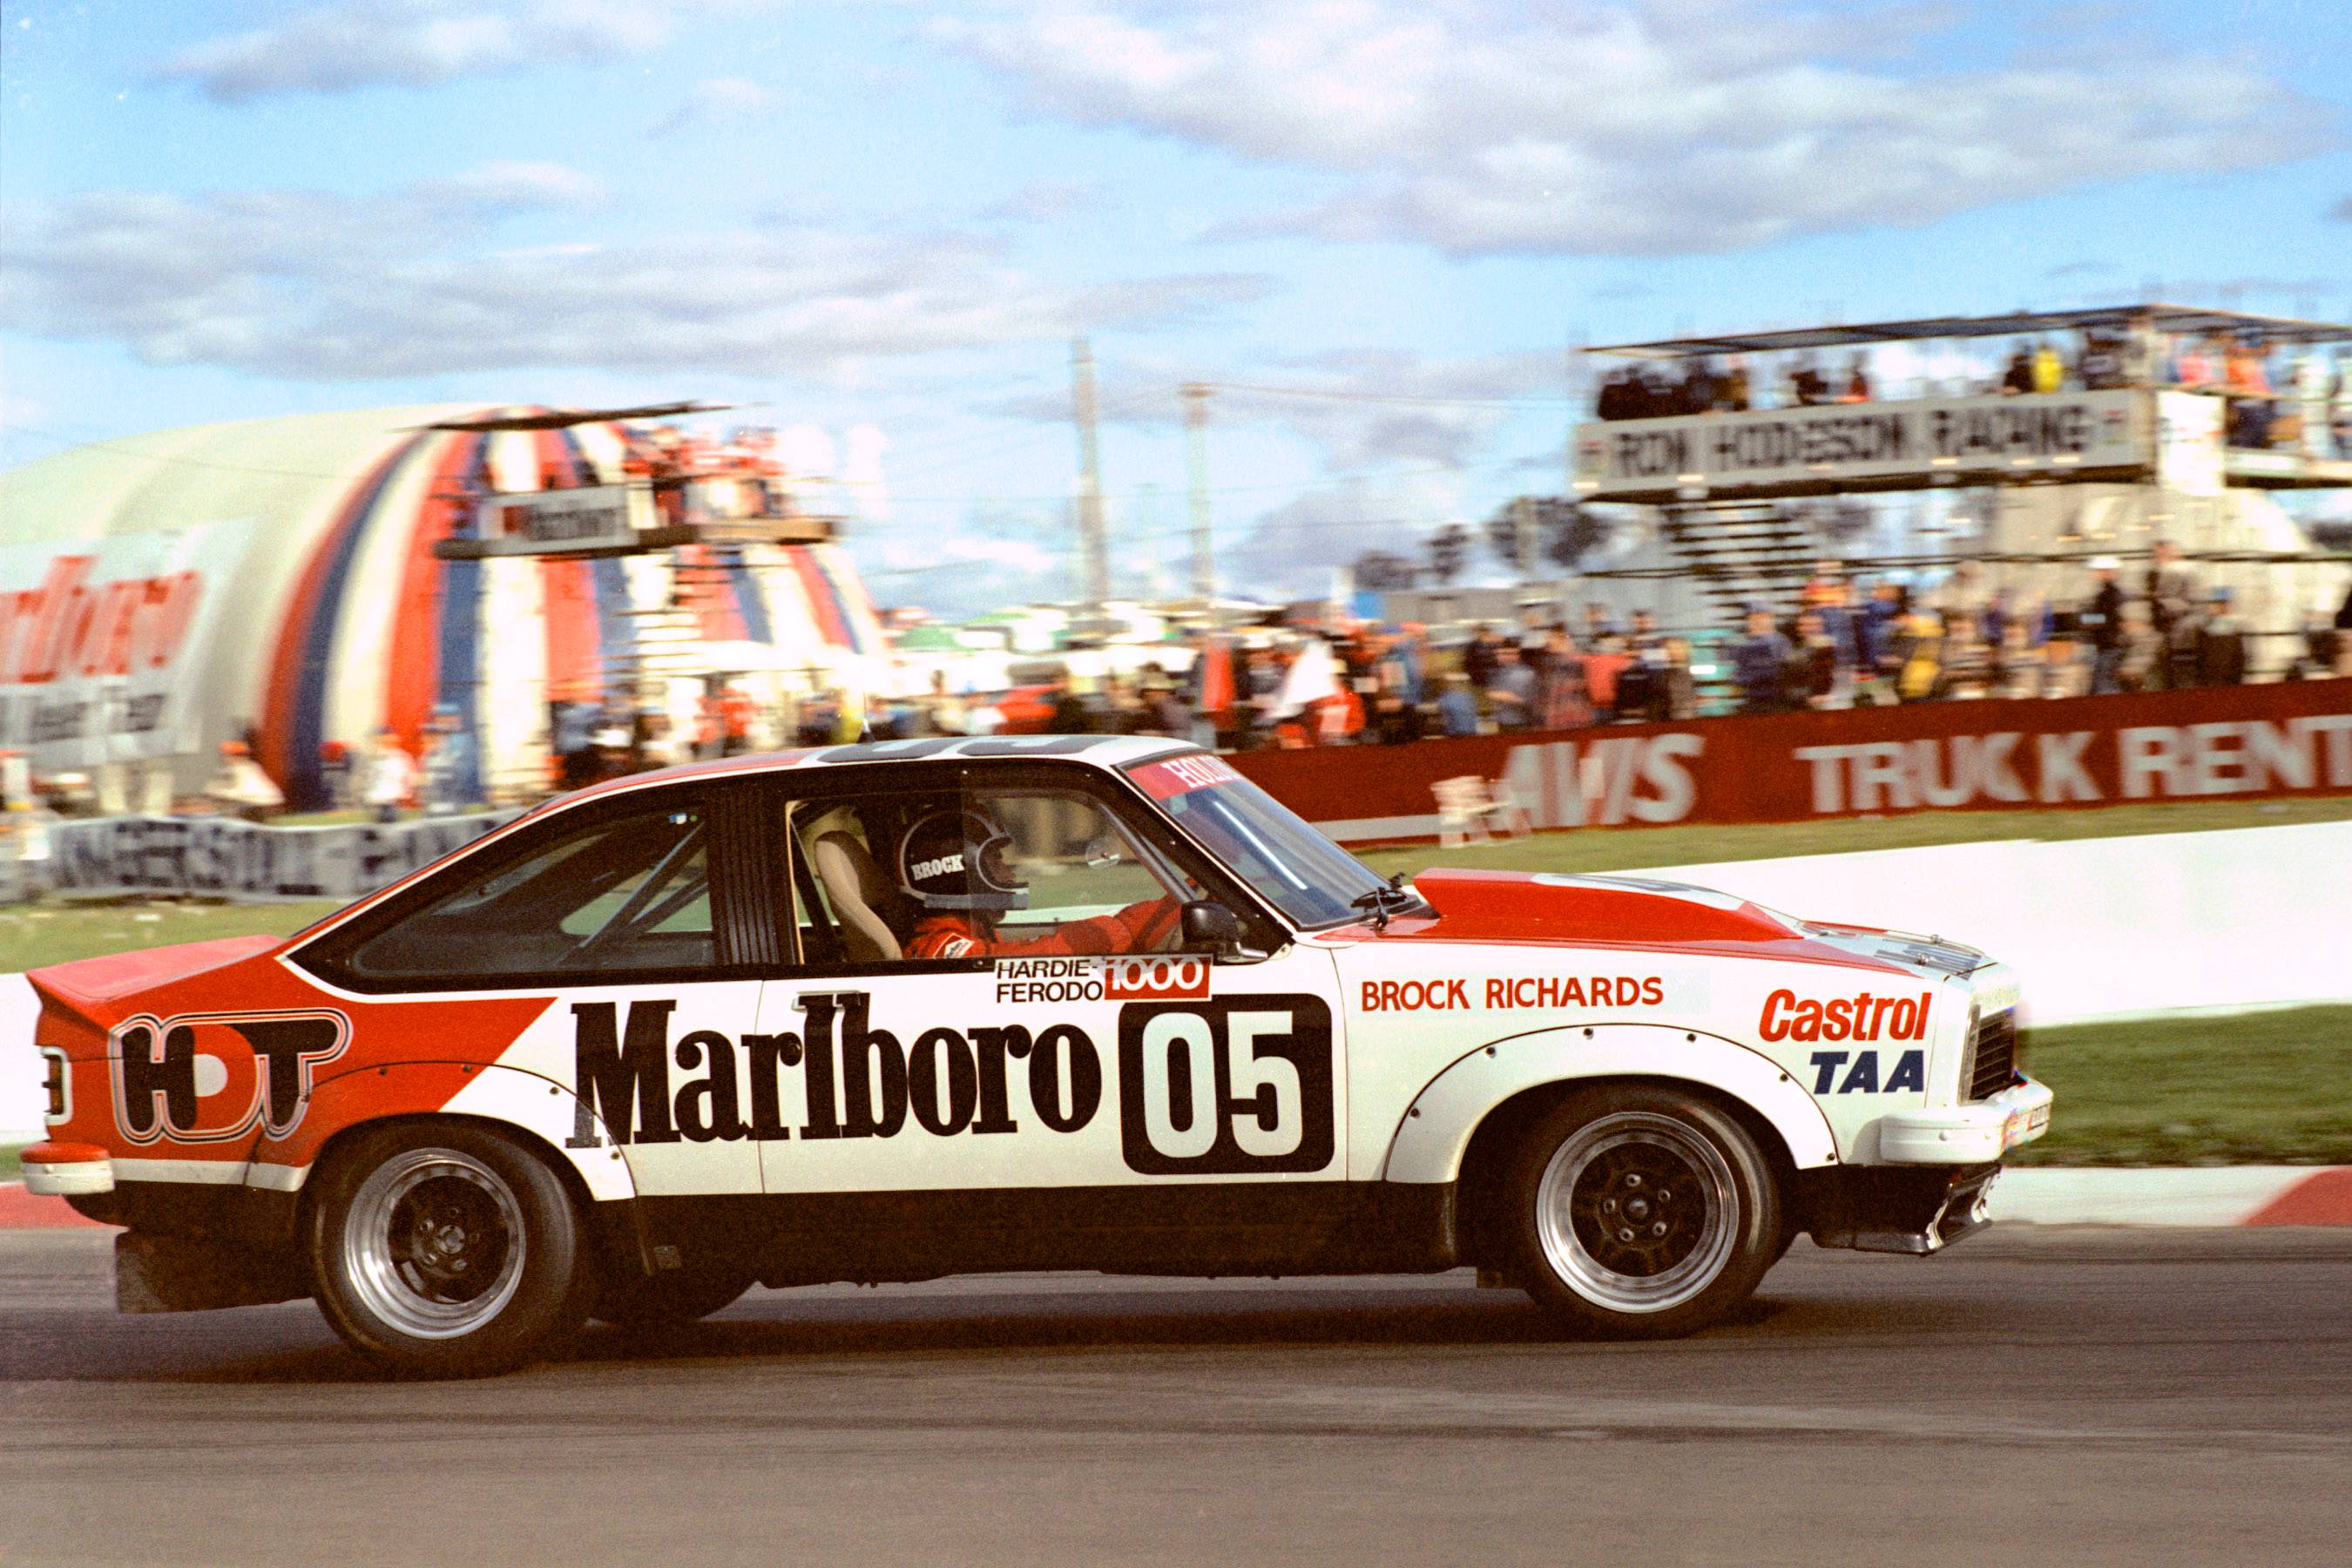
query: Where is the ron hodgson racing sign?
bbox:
[1573,389,2143,497]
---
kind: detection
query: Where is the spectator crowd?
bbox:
[1593,315,2352,456]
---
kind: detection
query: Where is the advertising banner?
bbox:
[0,521,255,774]
[42,810,519,902]
[1227,681,2352,841]
[1573,389,2146,498]
[485,484,645,551]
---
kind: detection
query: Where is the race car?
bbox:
[20,734,2051,1375]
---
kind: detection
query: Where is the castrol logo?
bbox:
[1105,956,1211,1001]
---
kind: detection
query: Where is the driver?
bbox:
[897,805,1179,959]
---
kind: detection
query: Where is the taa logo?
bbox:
[1116,996,1335,1175]
[110,1010,348,1146]
[1808,1049,1925,1095]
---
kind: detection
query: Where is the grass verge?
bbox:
[1356,794,2352,878]
[2006,1004,2352,1167]
[0,899,348,973]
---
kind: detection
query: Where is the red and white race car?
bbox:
[21,736,2051,1375]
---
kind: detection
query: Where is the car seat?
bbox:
[809,828,909,963]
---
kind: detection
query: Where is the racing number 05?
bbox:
[1116,996,1336,1176]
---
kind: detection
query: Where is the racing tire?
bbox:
[1504,1085,1781,1340]
[307,1121,595,1378]
[592,1265,754,1333]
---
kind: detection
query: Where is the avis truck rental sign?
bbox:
[20,737,2050,1375]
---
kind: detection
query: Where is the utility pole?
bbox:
[1070,337,1111,630]
[1134,482,1164,601]
[1514,494,1538,589]
[1181,382,1213,604]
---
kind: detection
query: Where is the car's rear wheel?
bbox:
[308,1121,593,1377]
[1505,1085,1781,1338]
[593,1264,754,1333]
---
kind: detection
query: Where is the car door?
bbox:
[311,781,775,1200]
[750,760,1348,1247]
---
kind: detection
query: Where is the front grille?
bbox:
[1964,1009,2018,1101]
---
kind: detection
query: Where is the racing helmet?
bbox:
[896,807,1027,912]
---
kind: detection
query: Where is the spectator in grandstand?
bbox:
[2031,339,2066,394]
[1857,580,1905,701]
[1437,672,1483,736]
[1485,642,1538,730]
[1789,355,1831,407]
[2116,603,2164,692]
[1895,605,1947,703]
[2146,540,2197,687]
[1046,670,1094,734]
[1840,355,1873,402]
[1989,619,2044,700]
[1734,606,1794,714]
[1589,630,1634,722]
[2080,556,2127,693]
[2225,339,2276,448]
[1535,630,1591,729]
[1613,610,1671,723]
[204,740,284,822]
[2040,624,2093,699]
[2196,588,2249,686]
[1723,355,1753,412]
[1463,624,1506,693]
[2174,336,2218,389]
[361,727,415,823]
[1657,638,1700,720]
[1789,610,1844,709]
[1939,615,1991,699]
[2001,346,2035,395]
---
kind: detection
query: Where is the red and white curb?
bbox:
[4,1167,2350,1232]
[1986,1166,2352,1227]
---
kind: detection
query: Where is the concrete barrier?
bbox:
[1638,819,2352,1024]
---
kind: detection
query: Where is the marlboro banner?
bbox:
[0,522,255,772]
[1225,681,2352,842]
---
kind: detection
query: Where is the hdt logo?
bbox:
[110,1010,348,1146]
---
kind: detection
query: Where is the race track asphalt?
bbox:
[3,1227,2349,1565]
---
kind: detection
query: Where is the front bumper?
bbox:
[1876,1075,2054,1165]
[1803,1162,2001,1255]
[19,1142,115,1197]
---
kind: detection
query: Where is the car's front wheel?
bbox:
[308,1121,594,1377]
[1504,1085,1781,1338]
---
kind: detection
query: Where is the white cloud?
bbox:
[157,1,764,100]
[980,179,1107,223]
[988,345,1568,470]
[938,0,2334,257]
[0,171,1268,382]
[650,75,779,136]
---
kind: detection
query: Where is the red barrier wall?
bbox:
[1225,680,2352,841]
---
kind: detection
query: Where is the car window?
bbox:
[344,805,714,980]
[785,784,1196,965]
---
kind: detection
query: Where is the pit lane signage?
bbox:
[1573,389,2144,497]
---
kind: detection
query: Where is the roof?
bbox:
[1588,303,2352,360]
[564,733,1201,805]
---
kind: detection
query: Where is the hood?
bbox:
[27,935,286,1032]
[1359,870,1922,975]
[1393,870,1801,945]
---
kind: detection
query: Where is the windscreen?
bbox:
[1125,753,1391,928]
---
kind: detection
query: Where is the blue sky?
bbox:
[3,0,2349,614]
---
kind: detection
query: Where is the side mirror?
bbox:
[1179,900,1247,957]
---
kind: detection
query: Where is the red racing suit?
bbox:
[909,897,1179,960]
